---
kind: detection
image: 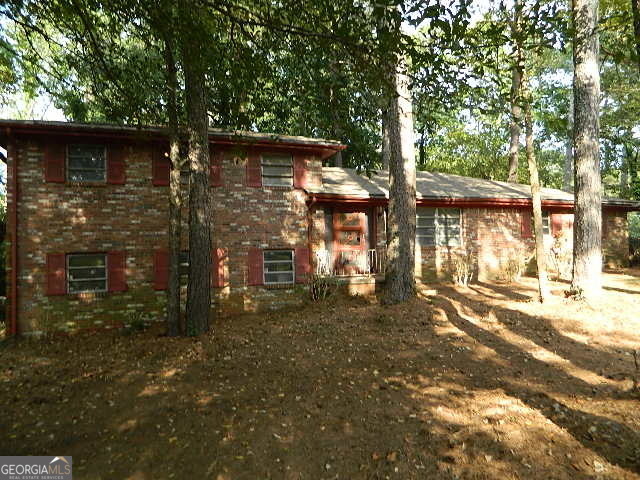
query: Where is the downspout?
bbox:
[7,128,18,336]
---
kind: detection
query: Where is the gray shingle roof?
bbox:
[309,167,640,208]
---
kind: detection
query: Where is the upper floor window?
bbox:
[416,207,461,247]
[261,154,293,187]
[263,250,294,285]
[67,253,107,293]
[67,144,106,182]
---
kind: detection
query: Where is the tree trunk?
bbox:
[381,105,391,170]
[632,0,640,74]
[507,0,523,183]
[383,58,416,304]
[563,93,574,191]
[164,39,183,337]
[182,35,212,335]
[620,143,629,197]
[508,67,522,182]
[524,89,550,302]
[571,0,602,298]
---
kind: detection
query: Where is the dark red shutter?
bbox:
[293,156,310,189]
[212,248,227,287]
[551,214,563,236]
[107,146,126,185]
[295,247,311,284]
[210,151,223,187]
[246,153,262,188]
[107,251,127,292]
[521,210,532,238]
[46,253,66,295]
[154,249,169,290]
[247,247,263,285]
[44,142,66,183]
[152,145,170,186]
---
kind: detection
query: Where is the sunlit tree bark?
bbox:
[383,57,416,304]
[571,0,602,297]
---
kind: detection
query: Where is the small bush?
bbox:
[310,273,339,302]
[450,251,476,286]
[123,311,153,334]
[500,249,528,284]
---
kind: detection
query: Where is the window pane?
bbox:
[438,208,460,219]
[68,267,106,280]
[264,250,293,262]
[265,262,294,273]
[262,165,292,177]
[262,155,292,166]
[263,176,293,187]
[264,272,294,284]
[417,216,436,227]
[69,279,107,293]
[68,254,106,268]
[417,207,436,217]
[68,145,106,182]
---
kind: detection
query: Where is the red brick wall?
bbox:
[7,136,322,333]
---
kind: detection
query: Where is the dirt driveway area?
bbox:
[1,271,639,479]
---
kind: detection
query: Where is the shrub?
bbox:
[310,273,339,302]
[501,249,528,284]
[450,251,476,286]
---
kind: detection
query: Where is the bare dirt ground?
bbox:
[1,271,640,480]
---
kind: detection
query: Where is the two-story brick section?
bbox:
[2,120,639,334]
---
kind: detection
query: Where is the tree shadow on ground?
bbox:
[432,287,640,474]
[1,289,640,479]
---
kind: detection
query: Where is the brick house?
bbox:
[2,120,638,335]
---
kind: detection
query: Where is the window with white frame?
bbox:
[67,253,107,293]
[261,154,293,187]
[542,211,550,235]
[531,211,551,235]
[263,250,295,285]
[416,208,461,246]
[67,144,106,182]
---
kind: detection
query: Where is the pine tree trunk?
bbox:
[164,39,183,337]
[571,0,602,298]
[632,0,640,74]
[383,58,416,304]
[381,105,391,170]
[182,35,212,335]
[563,94,574,191]
[524,92,550,302]
[508,67,522,182]
[507,0,523,183]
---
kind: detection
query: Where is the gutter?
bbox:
[307,193,640,212]
[6,128,17,335]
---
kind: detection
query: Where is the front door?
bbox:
[333,210,367,275]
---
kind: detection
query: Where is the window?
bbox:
[263,250,295,285]
[67,144,106,182]
[179,251,189,277]
[416,208,461,246]
[542,212,550,235]
[261,154,293,187]
[67,253,107,293]
[532,212,551,235]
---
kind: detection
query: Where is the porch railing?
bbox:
[314,249,386,276]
